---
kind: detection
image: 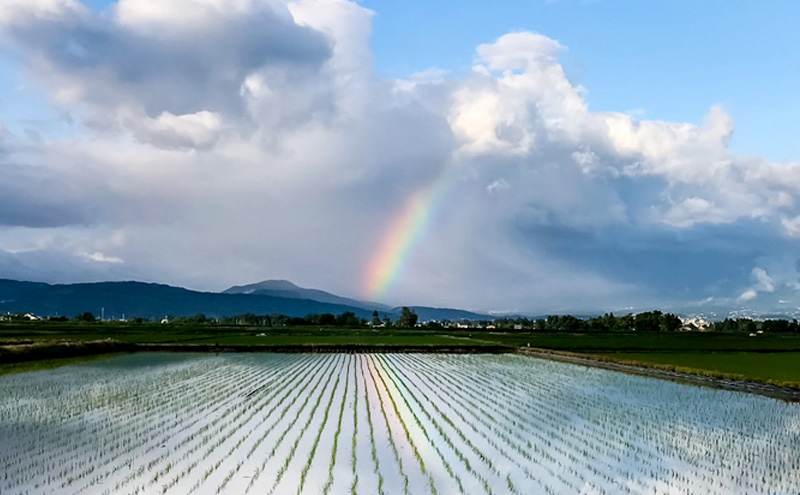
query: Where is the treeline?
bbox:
[0,307,421,328]
[494,311,683,332]
[711,318,800,333]
[495,312,800,333]
[5,309,800,333]
[177,307,425,328]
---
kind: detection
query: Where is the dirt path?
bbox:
[517,347,800,403]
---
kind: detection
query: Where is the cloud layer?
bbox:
[1,0,799,315]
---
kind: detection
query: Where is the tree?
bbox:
[371,310,381,326]
[335,311,363,327]
[396,307,418,328]
[316,313,336,326]
[74,312,96,322]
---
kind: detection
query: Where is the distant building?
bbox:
[679,317,710,332]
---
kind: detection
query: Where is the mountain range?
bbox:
[0,279,490,322]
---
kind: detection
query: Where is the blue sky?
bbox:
[0,0,799,316]
[361,0,800,161]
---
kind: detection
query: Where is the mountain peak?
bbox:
[222,279,393,312]
[223,279,300,294]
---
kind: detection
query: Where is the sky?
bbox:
[1,0,799,316]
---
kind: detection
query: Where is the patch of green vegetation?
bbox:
[7,323,800,350]
[6,323,800,389]
[596,351,800,387]
[501,332,800,352]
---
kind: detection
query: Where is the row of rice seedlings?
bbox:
[243,353,342,494]
[461,356,676,473]
[154,355,317,494]
[360,355,412,495]
[407,353,611,494]
[487,354,797,494]
[1,355,248,493]
[294,355,348,494]
[266,354,345,495]
[421,357,595,478]
[377,354,499,494]
[371,354,468,494]
[321,355,352,495]
[383,353,541,494]
[207,355,323,494]
[63,355,293,494]
[357,354,385,495]
[190,354,328,494]
[426,354,674,493]
[436,354,675,493]
[85,357,293,495]
[442,353,800,494]
[367,355,438,495]
[402,353,554,492]
[115,356,301,494]
[349,355,360,495]
[1,355,277,493]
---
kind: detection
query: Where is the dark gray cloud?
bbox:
[0,161,98,227]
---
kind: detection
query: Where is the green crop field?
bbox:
[596,351,800,386]
[5,322,800,388]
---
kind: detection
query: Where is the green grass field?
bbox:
[596,351,800,386]
[6,323,800,349]
[4,322,800,387]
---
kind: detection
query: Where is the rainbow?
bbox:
[363,172,450,300]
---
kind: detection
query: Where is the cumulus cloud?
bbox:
[1,0,799,314]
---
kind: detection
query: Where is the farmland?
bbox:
[4,322,800,390]
[2,353,799,494]
[596,351,800,386]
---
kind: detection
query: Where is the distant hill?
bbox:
[0,280,378,320]
[0,279,492,321]
[223,280,391,311]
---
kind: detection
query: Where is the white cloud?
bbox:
[752,267,775,293]
[782,215,800,238]
[486,178,510,194]
[737,289,757,303]
[127,110,226,150]
[475,31,562,73]
[736,267,777,304]
[450,32,586,156]
[114,0,275,28]
[83,251,124,263]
